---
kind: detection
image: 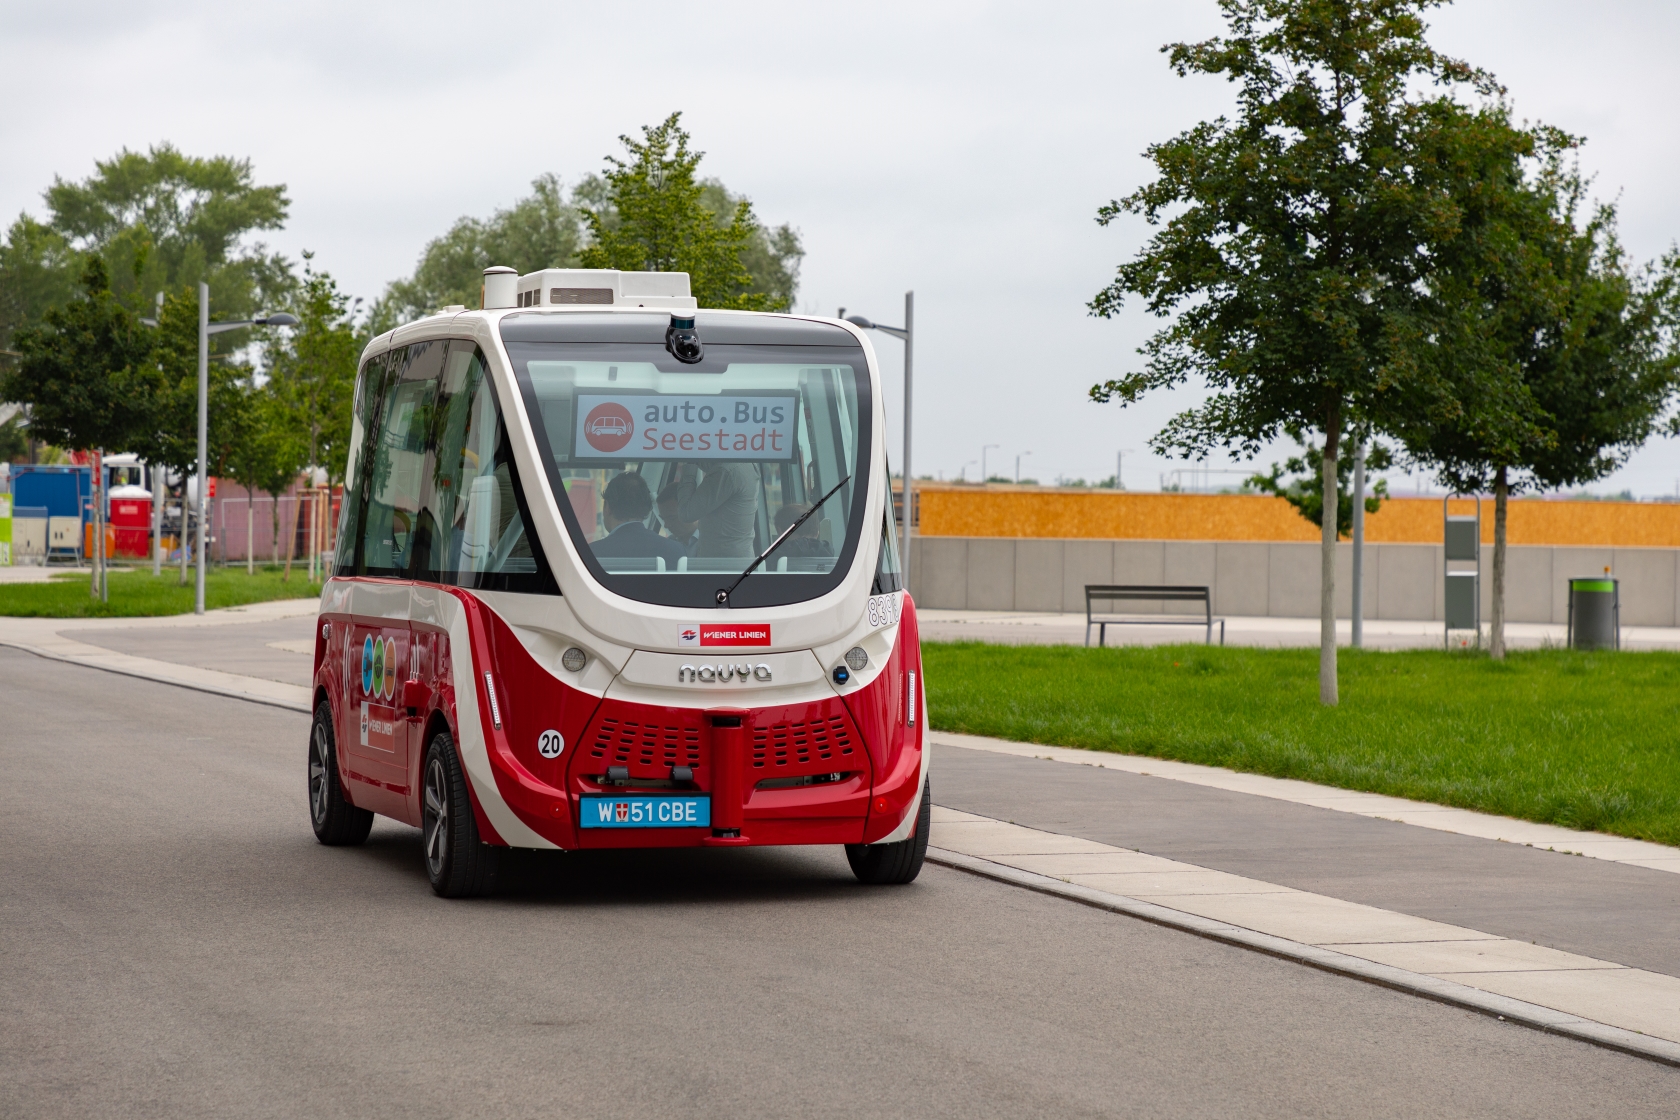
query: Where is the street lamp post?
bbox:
[194,281,297,615]
[981,444,999,484]
[843,293,915,585]
[1016,450,1031,484]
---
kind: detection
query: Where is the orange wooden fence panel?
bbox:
[913,485,1680,547]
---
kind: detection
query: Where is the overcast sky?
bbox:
[5,1,1678,495]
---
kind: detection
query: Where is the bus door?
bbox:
[338,339,446,809]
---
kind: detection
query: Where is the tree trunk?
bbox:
[178,478,190,587]
[271,493,280,568]
[1491,465,1508,660]
[282,487,299,583]
[90,450,102,601]
[1320,399,1341,706]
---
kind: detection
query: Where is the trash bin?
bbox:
[1567,577,1620,651]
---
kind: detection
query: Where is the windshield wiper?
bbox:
[716,474,850,606]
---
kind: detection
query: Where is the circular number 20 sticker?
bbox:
[537,730,565,759]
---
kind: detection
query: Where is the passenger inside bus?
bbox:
[592,472,686,568]
[656,482,699,556]
[771,503,833,560]
[672,461,761,559]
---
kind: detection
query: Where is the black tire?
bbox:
[421,731,499,898]
[846,776,931,885]
[309,700,373,846]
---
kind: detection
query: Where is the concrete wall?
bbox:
[907,537,1679,626]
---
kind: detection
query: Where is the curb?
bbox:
[926,846,1680,1069]
[0,639,312,714]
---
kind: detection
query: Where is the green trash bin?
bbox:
[1567,577,1620,650]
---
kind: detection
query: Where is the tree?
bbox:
[0,144,292,362]
[43,144,291,316]
[0,216,77,353]
[1247,432,1392,536]
[375,174,582,328]
[3,257,154,593]
[1402,157,1680,657]
[1086,0,1523,704]
[123,287,257,583]
[579,113,787,310]
[223,385,305,572]
[265,254,359,485]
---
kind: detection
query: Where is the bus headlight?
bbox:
[561,647,587,672]
[844,646,869,672]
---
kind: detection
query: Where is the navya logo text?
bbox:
[574,393,798,462]
[678,663,774,683]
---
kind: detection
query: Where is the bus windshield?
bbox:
[505,327,872,610]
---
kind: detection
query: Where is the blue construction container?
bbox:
[10,465,91,522]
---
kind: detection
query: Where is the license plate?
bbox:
[580,795,711,829]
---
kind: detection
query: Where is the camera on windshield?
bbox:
[666,314,704,364]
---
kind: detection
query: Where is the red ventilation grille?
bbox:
[591,719,703,771]
[752,717,855,769]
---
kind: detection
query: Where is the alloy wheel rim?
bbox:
[423,757,449,877]
[310,725,329,824]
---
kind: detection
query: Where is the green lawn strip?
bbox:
[922,640,1680,848]
[0,566,321,618]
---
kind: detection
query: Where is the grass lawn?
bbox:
[0,566,321,618]
[923,640,1680,847]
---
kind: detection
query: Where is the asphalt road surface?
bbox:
[4,646,1677,1118]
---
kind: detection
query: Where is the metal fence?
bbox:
[214,493,339,565]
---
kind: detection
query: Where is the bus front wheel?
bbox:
[846,777,931,885]
[309,702,373,846]
[421,731,499,898]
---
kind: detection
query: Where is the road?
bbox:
[3,646,1677,1118]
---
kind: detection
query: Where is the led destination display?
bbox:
[574,393,797,461]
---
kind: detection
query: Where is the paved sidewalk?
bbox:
[928,807,1680,1062]
[0,598,316,711]
[920,608,1680,651]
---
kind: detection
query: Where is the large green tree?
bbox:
[580,113,790,311]
[0,144,291,354]
[375,174,582,328]
[1087,0,1532,704]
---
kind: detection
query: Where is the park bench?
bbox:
[1085,585,1226,647]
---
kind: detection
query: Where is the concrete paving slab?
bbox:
[1453,969,1680,1045]
[1129,890,1487,946]
[928,820,1117,856]
[996,851,1190,877]
[1335,939,1625,975]
[1067,869,1297,896]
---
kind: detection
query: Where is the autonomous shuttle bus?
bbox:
[309,267,927,896]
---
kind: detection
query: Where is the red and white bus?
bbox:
[308,267,927,896]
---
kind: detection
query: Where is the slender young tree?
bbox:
[1088,0,1526,703]
[579,113,782,311]
[1405,162,1680,657]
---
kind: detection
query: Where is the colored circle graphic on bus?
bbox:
[583,402,634,453]
[372,637,385,700]
[384,637,398,700]
[361,636,374,695]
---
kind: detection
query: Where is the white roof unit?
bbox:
[511,268,697,311]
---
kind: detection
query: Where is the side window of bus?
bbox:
[359,342,443,577]
[874,486,903,594]
[338,351,394,575]
[421,340,544,588]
